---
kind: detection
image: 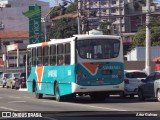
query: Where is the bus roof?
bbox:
[27,35,121,48]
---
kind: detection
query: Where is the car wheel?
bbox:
[11,84,14,89]
[120,92,126,98]
[138,89,145,101]
[157,89,160,102]
[130,94,134,98]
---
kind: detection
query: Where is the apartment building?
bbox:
[79,0,130,34]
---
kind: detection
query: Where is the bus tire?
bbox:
[90,92,106,102]
[55,84,64,102]
[35,85,43,99]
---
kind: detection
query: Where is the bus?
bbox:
[26,30,124,102]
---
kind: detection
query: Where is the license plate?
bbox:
[102,70,112,75]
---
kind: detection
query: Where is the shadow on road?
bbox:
[41,95,158,104]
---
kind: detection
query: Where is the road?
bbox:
[0,87,160,120]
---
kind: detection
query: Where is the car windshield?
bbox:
[4,74,12,79]
[126,72,147,78]
[76,39,120,59]
[0,74,3,78]
[14,74,20,78]
[20,73,26,78]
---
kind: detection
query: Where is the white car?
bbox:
[0,73,12,88]
[121,70,147,98]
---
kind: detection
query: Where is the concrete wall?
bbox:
[124,61,155,73]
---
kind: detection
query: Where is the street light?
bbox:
[61,0,80,34]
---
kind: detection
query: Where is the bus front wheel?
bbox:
[35,85,43,99]
[55,84,64,102]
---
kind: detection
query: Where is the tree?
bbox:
[49,17,78,39]
[131,16,160,49]
[99,20,111,35]
[65,0,78,14]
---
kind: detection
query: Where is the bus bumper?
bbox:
[71,82,124,93]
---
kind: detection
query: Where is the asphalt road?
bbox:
[0,87,160,120]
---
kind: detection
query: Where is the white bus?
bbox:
[26,30,124,102]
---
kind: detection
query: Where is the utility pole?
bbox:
[145,0,151,75]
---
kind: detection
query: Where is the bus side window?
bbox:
[50,45,56,65]
[43,46,49,66]
[37,47,42,65]
[32,48,36,66]
[57,44,64,65]
[65,43,70,65]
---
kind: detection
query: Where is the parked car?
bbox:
[138,71,160,102]
[0,73,12,88]
[15,72,26,89]
[121,70,147,98]
[6,73,21,89]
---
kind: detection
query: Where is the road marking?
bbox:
[42,101,127,111]
[43,117,58,120]
[8,101,26,103]
[0,107,19,111]
[8,96,21,99]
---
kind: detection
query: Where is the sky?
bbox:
[40,0,160,7]
[39,0,55,7]
[39,0,160,7]
[39,0,74,7]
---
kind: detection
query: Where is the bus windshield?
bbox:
[76,39,120,59]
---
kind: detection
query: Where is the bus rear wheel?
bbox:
[35,85,43,99]
[90,92,106,102]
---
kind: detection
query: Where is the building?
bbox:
[79,0,130,34]
[125,46,160,61]
[0,31,28,68]
[0,0,50,31]
[78,0,159,34]
[0,0,50,70]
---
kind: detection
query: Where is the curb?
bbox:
[18,88,27,91]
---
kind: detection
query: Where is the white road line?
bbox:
[42,101,127,111]
[0,107,19,111]
[8,101,26,103]
[43,117,58,120]
[8,96,21,99]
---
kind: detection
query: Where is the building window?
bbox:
[111,9,116,13]
[112,1,116,5]
[14,41,23,44]
[3,41,10,45]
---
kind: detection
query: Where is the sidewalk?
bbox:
[19,88,27,91]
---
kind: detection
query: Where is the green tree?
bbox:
[49,17,78,39]
[132,17,160,49]
[65,0,77,14]
[99,20,111,35]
